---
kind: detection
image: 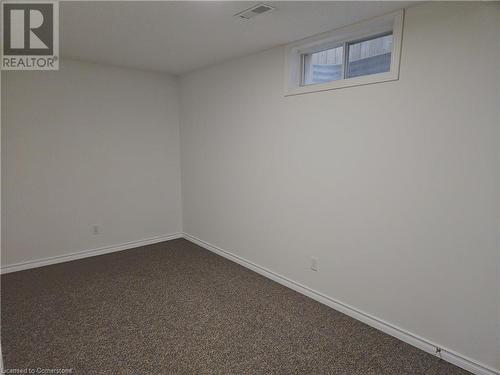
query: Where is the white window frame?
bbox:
[284,9,404,96]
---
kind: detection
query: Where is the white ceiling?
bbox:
[61,1,413,75]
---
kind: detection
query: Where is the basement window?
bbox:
[284,10,404,96]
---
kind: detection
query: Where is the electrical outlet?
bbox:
[92,225,100,235]
[310,257,319,271]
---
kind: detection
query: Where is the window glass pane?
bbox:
[302,46,343,86]
[347,34,392,78]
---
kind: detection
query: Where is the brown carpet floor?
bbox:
[2,238,470,374]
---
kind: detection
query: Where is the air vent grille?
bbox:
[234,3,275,20]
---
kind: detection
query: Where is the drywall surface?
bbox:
[179,2,499,371]
[2,59,182,266]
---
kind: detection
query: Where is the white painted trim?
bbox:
[182,232,499,375]
[284,9,404,96]
[1,231,497,374]
[0,233,183,274]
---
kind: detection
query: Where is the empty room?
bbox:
[1,1,499,374]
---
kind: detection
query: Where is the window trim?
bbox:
[284,9,404,96]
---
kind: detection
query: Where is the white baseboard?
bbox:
[0,233,183,274]
[182,232,499,375]
[1,231,497,374]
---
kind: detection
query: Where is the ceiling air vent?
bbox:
[234,3,275,20]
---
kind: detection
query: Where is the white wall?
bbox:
[2,59,182,266]
[179,2,499,372]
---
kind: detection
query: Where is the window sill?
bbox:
[284,70,399,96]
[283,9,404,97]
